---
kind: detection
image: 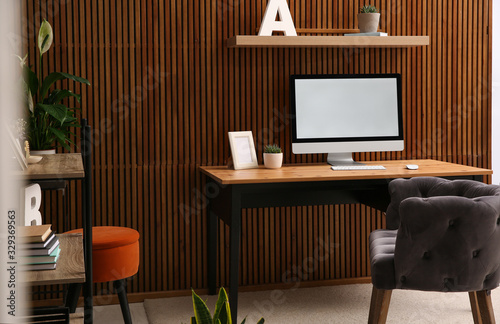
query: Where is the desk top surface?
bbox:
[199,159,492,184]
[13,153,84,180]
[24,233,85,286]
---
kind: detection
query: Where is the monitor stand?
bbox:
[327,153,365,166]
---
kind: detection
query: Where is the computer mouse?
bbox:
[406,164,419,170]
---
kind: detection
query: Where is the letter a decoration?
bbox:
[258,0,297,36]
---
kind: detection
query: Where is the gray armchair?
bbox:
[368,177,500,324]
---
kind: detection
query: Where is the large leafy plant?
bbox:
[19,19,90,150]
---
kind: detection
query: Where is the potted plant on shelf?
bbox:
[19,19,90,154]
[358,5,380,33]
[263,144,283,169]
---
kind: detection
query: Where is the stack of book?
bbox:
[20,224,61,271]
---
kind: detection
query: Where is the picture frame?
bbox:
[6,124,28,170]
[228,131,259,170]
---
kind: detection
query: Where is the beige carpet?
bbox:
[143,284,500,323]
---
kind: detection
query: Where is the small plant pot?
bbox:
[31,148,56,155]
[263,153,283,169]
[358,13,380,33]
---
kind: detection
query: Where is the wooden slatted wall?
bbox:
[22,0,492,300]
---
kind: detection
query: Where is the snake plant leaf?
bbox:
[40,72,90,101]
[191,317,197,324]
[213,288,229,323]
[46,89,82,104]
[240,319,246,324]
[38,19,53,55]
[192,289,213,324]
[218,306,230,324]
[37,103,68,125]
[256,318,264,324]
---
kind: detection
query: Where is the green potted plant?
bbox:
[191,288,264,324]
[263,144,283,169]
[358,5,380,33]
[19,19,90,153]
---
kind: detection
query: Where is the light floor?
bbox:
[77,303,149,324]
[84,284,500,324]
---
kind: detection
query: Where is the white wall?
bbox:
[493,0,500,184]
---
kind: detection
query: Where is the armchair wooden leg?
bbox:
[368,286,392,324]
[473,290,496,324]
[469,291,482,324]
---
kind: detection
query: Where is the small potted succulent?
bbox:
[358,5,380,33]
[263,144,283,169]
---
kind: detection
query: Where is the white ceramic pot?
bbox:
[358,13,380,33]
[263,153,283,169]
[31,149,56,155]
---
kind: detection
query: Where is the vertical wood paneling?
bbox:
[23,0,492,300]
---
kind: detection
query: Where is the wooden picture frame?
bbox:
[228,131,259,170]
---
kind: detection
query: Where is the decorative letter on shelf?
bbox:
[258,0,297,36]
[23,184,42,226]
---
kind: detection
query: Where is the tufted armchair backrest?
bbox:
[389,177,500,292]
[386,177,500,229]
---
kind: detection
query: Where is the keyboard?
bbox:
[331,165,386,171]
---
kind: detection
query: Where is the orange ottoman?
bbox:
[65,226,139,324]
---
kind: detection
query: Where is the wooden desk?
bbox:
[24,234,85,285]
[13,154,84,180]
[200,159,492,322]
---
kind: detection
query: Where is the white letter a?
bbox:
[258,0,297,36]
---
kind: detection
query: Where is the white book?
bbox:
[344,32,388,36]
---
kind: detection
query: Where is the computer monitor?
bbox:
[290,74,404,165]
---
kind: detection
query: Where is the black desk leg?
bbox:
[229,192,241,324]
[82,121,93,323]
[208,207,218,295]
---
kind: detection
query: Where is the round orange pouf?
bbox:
[65,226,140,283]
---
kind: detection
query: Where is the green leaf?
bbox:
[38,19,53,55]
[37,103,68,124]
[213,288,229,323]
[50,127,72,151]
[219,306,229,324]
[40,72,90,101]
[49,127,67,142]
[46,89,81,104]
[191,317,197,324]
[23,64,38,96]
[192,289,212,324]
[256,318,265,324]
[23,87,34,113]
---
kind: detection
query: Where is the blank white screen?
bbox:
[295,78,399,139]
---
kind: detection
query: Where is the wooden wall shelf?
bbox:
[227,35,429,48]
